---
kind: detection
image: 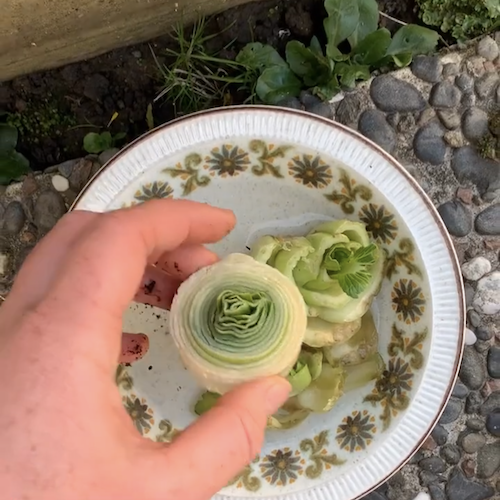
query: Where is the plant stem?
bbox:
[378,11,408,26]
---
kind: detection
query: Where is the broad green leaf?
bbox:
[0,124,18,152]
[313,76,341,101]
[392,52,413,68]
[286,40,331,87]
[347,0,379,49]
[0,150,30,185]
[256,66,302,105]
[326,43,350,62]
[309,36,324,57]
[386,25,439,57]
[113,132,127,142]
[83,131,114,154]
[236,43,287,72]
[352,28,392,65]
[323,0,359,48]
[334,63,371,88]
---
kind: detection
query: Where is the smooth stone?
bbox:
[429,82,461,108]
[443,63,459,78]
[460,347,486,390]
[439,398,463,424]
[459,431,486,453]
[362,492,387,500]
[461,92,476,107]
[446,468,494,500]
[462,256,492,281]
[34,191,67,233]
[308,102,333,119]
[51,174,70,192]
[456,74,474,92]
[485,412,500,437]
[413,121,447,164]
[419,471,439,487]
[473,272,500,315]
[428,484,445,500]
[68,159,94,192]
[452,381,469,399]
[474,340,490,354]
[487,346,500,379]
[477,36,499,61]
[480,392,500,416]
[451,147,500,196]
[466,418,485,431]
[475,204,500,235]
[467,310,481,328]
[476,326,493,341]
[370,75,426,113]
[437,201,472,237]
[476,442,500,478]
[358,109,396,153]
[414,493,432,500]
[431,424,448,445]
[98,148,119,166]
[419,456,446,473]
[475,73,499,100]
[57,158,79,178]
[335,93,364,126]
[462,107,489,142]
[464,283,475,307]
[440,444,461,465]
[3,201,26,234]
[437,109,461,129]
[411,55,443,83]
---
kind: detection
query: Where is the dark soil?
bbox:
[0,0,418,171]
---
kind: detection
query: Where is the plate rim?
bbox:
[71,105,465,500]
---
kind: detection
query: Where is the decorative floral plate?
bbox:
[73,107,464,500]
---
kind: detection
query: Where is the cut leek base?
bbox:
[169,219,385,429]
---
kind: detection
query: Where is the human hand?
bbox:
[0,199,291,500]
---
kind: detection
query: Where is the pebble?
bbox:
[370,75,426,113]
[307,101,333,119]
[475,73,499,100]
[413,121,447,165]
[456,187,473,205]
[335,93,364,126]
[431,424,448,446]
[475,340,490,354]
[461,92,476,107]
[420,434,438,451]
[477,36,499,62]
[464,328,477,346]
[451,147,500,196]
[446,468,494,500]
[418,108,436,126]
[419,471,440,487]
[411,55,443,83]
[3,201,26,234]
[51,174,70,192]
[459,431,486,453]
[0,252,9,276]
[480,392,500,416]
[132,50,142,58]
[475,326,493,341]
[443,63,459,78]
[452,381,469,399]
[462,458,476,478]
[475,204,500,235]
[460,347,486,390]
[363,492,387,500]
[467,392,485,414]
[461,107,490,142]
[439,398,463,424]
[358,110,397,153]
[473,272,500,315]
[462,256,492,281]
[34,190,67,233]
[487,346,500,379]
[485,412,500,437]
[419,456,446,473]
[441,444,461,465]
[69,159,94,192]
[476,442,500,478]
[466,56,486,78]
[429,82,461,108]
[428,484,446,500]
[21,175,38,197]
[437,109,461,129]
[464,282,475,307]
[437,200,472,237]
[57,159,79,178]
[98,148,119,166]
[466,418,485,431]
[468,310,481,328]
[413,494,431,500]
[456,74,474,92]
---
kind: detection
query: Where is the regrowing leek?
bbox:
[169,253,307,395]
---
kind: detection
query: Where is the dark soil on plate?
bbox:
[0,0,418,171]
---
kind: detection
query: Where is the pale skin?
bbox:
[0,199,291,500]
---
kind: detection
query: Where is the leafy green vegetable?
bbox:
[334,63,371,88]
[324,0,360,47]
[286,41,332,87]
[386,25,440,60]
[83,131,126,154]
[347,0,379,49]
[236,42,287,71]
[0,123,30,185]
[352,28,392,65]
[255,66,302,105]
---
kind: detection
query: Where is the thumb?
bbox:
[159,377,290,500]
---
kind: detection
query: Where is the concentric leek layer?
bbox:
[169,253,308,394]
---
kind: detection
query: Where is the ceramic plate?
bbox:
[73,107,464,500]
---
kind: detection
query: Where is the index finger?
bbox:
[45,199,235,321]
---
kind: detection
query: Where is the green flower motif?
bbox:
[134,181,173,202]
[204,145,250,177]
[123,395,154,434]
[336,410,376,452]
[359,204,398,243]
[260,448,303,486]
[288,154,332,188]
[391,279,426,324]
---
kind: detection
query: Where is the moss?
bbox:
[477,134,499,160]
[488,110,500,137]
[7,95,76,143]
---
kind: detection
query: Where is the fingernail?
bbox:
[265,378,292,415]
